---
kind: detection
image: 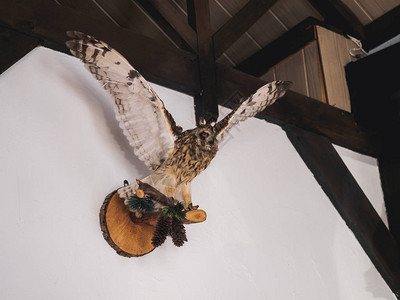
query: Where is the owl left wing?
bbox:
[214,80,292,141]
[66,31,181,170]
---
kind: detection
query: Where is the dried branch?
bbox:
[136,179,176,207]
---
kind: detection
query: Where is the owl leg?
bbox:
[142,173,176,199]
[117,182,138,205]
[175,182,192,209]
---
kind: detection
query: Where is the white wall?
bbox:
[0,47,394,300]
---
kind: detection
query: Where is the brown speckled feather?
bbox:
[66,31,181,171]
[215,80,292,140]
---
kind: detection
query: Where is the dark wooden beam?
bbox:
[236,17,318,77]
[55,0,114,24]
[0,0,199,94]
[267,91,380,157]
[364,5,400,51]
[379,157,400,247]
[378,126,400,246]
[91,0,179,49]
[0,26,39,73]
[306,0,366,40]
[133,0,193,52]
[284,125,400,297]
[378,115,400,245]
[191,0,218,123]
[213,0,278,59]
[140,0,198,52]
[186,0,196,30]
[216,65,381,157]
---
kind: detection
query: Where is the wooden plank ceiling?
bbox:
[52,0,400,66]
[53,0,322,67]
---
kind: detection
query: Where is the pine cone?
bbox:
[152,215,172,247]
[170,218,187,247]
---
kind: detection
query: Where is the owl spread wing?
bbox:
[66,31,181,170]
[214,80,292,140]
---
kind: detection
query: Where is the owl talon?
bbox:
[187,203,199,211]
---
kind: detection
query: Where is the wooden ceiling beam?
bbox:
[55,0,115,24]
[216,64,380,157]
[190,0,218,123]
[132,0,192,52]
[285,125,400,297]
[213,0,278,59]
[137,0,198,52]
[186,0,196,30]
[306,0,366,40]
[92,0,182,49]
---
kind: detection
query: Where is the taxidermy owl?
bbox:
[66,31,291,210]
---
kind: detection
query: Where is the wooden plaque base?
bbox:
[99,190,207,257]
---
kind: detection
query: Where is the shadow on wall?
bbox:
[57,53,149,179]
[365,266,397,299]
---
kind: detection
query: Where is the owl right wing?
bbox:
[66,31,181,171]
[214,80,292,141]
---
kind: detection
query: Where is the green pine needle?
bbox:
[163,203,186,220]
[127,195,155,212]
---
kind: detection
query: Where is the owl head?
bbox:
[194,117,218,151]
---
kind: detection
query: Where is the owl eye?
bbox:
[200,132,209,140]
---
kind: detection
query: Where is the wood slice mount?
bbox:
[99,190,207,257]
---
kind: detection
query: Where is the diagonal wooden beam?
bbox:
[306,0,366,40]
[213,0,278,59]
[133,0,193,52]
[0,26,39,74]
[186,0,196,30]
[91,0,185,50]
[379,157,400,247]
[140,0,198,52]
[284,125,400,297]
[236,16,319,77]
[55,0,115,24]
[190,0,218,124]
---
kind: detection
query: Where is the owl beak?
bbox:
[199,117,206,126]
